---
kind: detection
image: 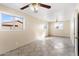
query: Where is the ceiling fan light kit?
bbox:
[30,3,39,13]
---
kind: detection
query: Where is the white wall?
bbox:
[48,21,70,37]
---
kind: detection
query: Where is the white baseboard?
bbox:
[46,35,70,38]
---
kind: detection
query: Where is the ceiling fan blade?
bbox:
[20,4,30,10]
[39,3,51,9]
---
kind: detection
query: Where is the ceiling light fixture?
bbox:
[30,3,39,13]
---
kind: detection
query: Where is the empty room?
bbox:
[0,3,78,56]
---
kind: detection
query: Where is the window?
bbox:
[2,14,13,22]
[54,22,63,30]
[0,13,24,31]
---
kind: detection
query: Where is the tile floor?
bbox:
[0,37,75,56]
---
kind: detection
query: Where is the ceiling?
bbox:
[0,3,77,21]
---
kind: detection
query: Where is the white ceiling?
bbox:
[0,3,77,21]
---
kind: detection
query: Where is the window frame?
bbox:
[0,11,25,31]
[54,22,64,30]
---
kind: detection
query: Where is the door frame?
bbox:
[74,9,78,56]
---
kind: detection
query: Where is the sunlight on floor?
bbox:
[54,42,64,49]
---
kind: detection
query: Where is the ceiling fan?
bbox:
[20,3,51,13]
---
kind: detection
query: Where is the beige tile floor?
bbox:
[0,37,75,56]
